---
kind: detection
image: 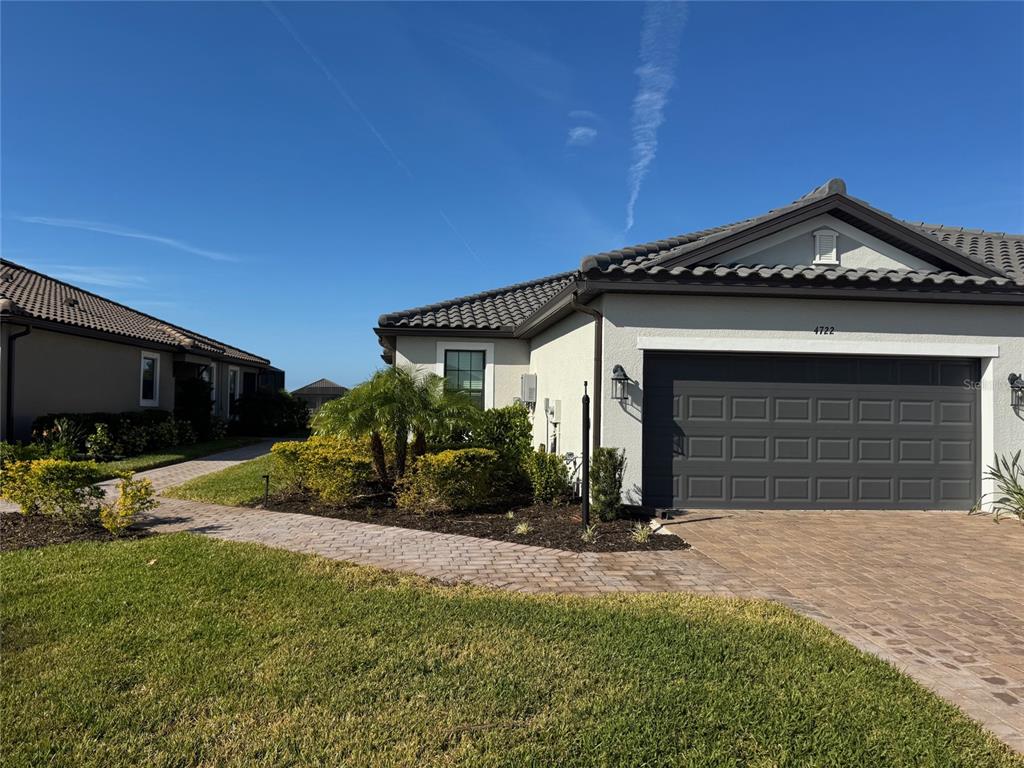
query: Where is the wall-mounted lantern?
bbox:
[1010,373,1024,409]
[611,364,630,403]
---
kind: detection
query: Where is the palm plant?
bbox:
[312,366,479,488]
[971,451,1024,524]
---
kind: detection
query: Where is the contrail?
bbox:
[265,2,481,264]
[625,1,688,232]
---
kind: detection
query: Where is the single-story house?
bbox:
[0,259,283,441]
[291,378,348,410]
[376,179,1024,511]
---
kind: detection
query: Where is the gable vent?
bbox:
[813,229,839,265]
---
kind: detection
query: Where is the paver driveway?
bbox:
[661,510,1024,752]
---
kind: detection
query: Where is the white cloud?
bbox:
[568,109,600,122]
[625,1,688,231]
[40,265,149,289]
[11,216,239,262]
[566,126,598,147]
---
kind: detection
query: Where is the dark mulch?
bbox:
[265,496,689,553]
[0,513,150,552]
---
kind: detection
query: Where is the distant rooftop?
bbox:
[291,377,348,395]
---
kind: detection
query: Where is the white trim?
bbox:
[435,341,495,409]
[139,351,160,407]
[979,358,996,504]
[636,336,1000,359]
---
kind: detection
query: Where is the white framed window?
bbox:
[140,352,160,406]
[434,341,495,409]
[813,229,840,265]
[227,366,240,418]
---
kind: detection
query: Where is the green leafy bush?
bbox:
[591,447,627,521]
[175,420,198,445]
[271,436,374,505]
[396,448,500,514]
[99,475,157,536]
[525,450,570,504]
[972,451,1024,524]
[85,423,118,461]
[474,403,533,500]
[0,441,47,466]
[0,459,104,522]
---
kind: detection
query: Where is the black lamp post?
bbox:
[582,382,590,528]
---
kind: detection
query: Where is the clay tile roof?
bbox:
[0,259,271,365]
[377,180,1024,332]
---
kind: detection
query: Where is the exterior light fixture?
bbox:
[611,365,630,403]
[1010,373,1024,409]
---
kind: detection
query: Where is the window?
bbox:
[200,363,217,411]
[140,353,159,406]
[444,350,486,409]
[228,367,240,418]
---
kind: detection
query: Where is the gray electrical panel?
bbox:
[520,373,537,404]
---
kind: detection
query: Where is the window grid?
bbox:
[444,350,486,409]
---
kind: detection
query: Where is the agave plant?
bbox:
[971,451,1024,524]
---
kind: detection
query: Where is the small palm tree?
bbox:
[312,366,480,488]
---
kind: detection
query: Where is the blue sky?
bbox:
[2,1,1022,388]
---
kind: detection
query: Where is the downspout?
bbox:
[569,297,601,452]
[3,324,31,442]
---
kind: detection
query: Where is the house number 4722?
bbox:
[813,326,836,335]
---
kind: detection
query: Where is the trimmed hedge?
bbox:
[525,450,571,503]
[271,436,374,505]
[591,447,626,521]
[396,448,501,514]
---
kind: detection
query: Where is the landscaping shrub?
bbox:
[0,459,104,522]
[31,410,184,458]
[270,436,374,505]
[99,475,157,536]
[591,446,627,521]
[85,423,118,461]
[233,390,309,436]
[116,417,149,456]
[0,441,47,466]
[972,450,1024,524]
[474,403,533,500]
[525,450,570,503]
[396,448,500,514]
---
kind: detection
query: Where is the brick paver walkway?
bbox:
[100,440,275,493]
[3,444,1021,750]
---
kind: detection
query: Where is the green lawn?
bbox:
[95,437,262,480]
[161,453,281,506]
[2,536,1018,767]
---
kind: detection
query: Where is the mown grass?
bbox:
[160,453,282,505]
[96,437,262,480]
[2,535,1019,767]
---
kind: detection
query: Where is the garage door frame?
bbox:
[636,337,996,511]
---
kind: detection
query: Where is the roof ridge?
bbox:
[378,270,575,325]
[0,258,270,364]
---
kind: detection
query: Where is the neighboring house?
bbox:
[376,179,1024,511]
[0,260,283,441]
[291,378,348,410]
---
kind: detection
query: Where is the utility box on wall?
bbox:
[520,373,537,405]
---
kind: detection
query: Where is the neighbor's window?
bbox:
[228,367,240,418]
[140,353,159,406]
[444,350,485,408]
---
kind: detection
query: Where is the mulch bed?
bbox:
[0,513,150,552]
[265,496,689,553]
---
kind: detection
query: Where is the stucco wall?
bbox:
[527,311,595,454]
[600,293,1024,505]
[712,214,935,271]
[4,327,175,439]
[394,334,531,409]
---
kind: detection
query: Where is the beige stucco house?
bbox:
[0,260,282,441]
[376,180,1024,511]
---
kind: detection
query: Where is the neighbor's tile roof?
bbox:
[0,260,270,365]
[291,378,348,395]
[377,271,575,330]
[377,180,1024,332]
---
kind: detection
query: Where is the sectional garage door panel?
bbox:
[642,353,979,510]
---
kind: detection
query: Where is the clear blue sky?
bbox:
[3,1,1022,388]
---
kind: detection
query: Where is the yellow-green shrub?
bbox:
[99,475,157,536]
[525,451,571,504]
[396,448,500,514]
[0,459,104,522]
[270,436,374,505]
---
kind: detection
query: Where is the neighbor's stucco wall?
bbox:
[712,214,936,271]
[526,310,595,455]
[3,327,175,440]
[394,335,531,409]
[600,293,1024,505]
